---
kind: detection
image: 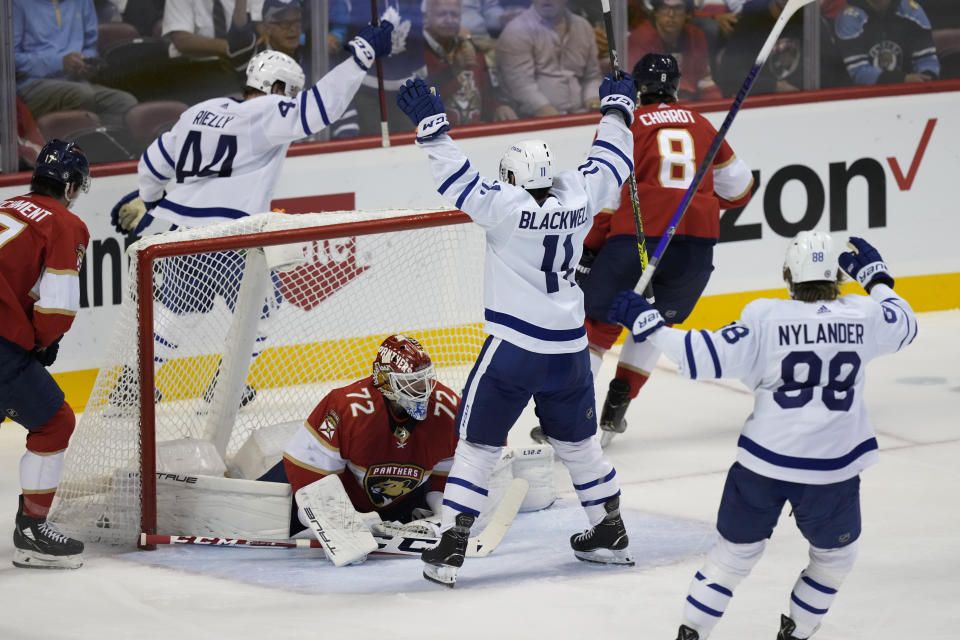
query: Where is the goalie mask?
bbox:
[783,231,837,285]
[372,334,437,421]
[245,50,305,97]
[499,139,553,190]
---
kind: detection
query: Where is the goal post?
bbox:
[50,208,486,548]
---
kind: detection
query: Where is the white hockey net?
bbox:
[50,209,486,546]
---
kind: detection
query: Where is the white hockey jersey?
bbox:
[137,58,366,228]
[417,113,634,354]
[649,284,917,484]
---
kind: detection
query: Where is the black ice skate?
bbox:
[202,366,257,409]
[676,624,700,640]
[599,378,631,447]
[570,496,634,565]
[13,496,84,569]
[422,512,475,588]
[777,614,810,640]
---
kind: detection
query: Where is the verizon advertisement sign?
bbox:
[1,89,956,374]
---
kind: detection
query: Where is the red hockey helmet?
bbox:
[372,334,437,420]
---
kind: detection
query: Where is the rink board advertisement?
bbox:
[0,88,957,408]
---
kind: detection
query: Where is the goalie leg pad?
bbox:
[510,445,557,512]
[295,476,378,567]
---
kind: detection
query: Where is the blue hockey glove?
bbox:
[838,236,895,293]
[396,78,450,141]
[608,290,664,342]
[32,337,62,367]
[599,72,636,126]
[347,20,394,70]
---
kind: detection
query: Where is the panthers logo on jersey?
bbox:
[868,40,903,72]
[364,463,425,506]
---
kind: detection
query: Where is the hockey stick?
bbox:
[599,0,650,290]
[370,0,390,147]
[634,0,816,295]
[141,479,528,559]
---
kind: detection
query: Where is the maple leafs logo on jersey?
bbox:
[318,409,340,440]
[381,6,410,56]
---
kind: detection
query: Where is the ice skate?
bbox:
[201,367,257,409]
[13,496,84,569]
[777,614,812,640]
[422,513,475,587]
[676,625,700,640]
[570,496,633,565]
[598,379,631,447]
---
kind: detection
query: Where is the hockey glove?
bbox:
[608,290,664,342]
[598,72,636,126]
[32,337,62,367]
[226,19,256,67]
[575,245,597,287]
[838,236,895,293]
[396,78,450,141]
[111,190,158,235]
[347,20,394,70]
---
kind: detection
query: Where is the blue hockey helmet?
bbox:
[33,139,91,194]
[632,53,681,103]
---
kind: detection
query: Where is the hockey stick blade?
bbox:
[634,0,816,296]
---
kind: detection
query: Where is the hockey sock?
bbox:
[682,537,766,637]
[20,401,75,518]
[588,346,605,380]
[788,542,858,638]
[617,332,663,399]
[439,440,503,532]
[549,436,619,525]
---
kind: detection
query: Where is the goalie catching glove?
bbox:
[110,190,157,235]
[396,78,450,142]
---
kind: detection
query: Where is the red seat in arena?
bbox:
[36,110,102,141]
[125,100,189,148]
[97,22,141,55]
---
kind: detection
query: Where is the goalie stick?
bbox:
[633,0,817,296]
[141,478,529,559]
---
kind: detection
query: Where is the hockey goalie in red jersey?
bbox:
[279,335,460,532]
[0,140,91,569]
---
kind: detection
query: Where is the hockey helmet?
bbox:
[372,334,437,421]
[245,50,305,98]
[783,231,838,285]
[33,139,91,194]
[499,139,553,190]
[632,53,681,103]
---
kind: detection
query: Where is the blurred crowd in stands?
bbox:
[11,0,960,168]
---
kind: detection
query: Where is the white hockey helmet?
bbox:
[245,50,305,98]
[783,231,837,284]
[499,139,554,190]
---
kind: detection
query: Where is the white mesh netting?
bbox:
[49,209,486,546]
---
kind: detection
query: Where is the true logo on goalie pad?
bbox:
[303,507,338,554]
[364,463,425,506]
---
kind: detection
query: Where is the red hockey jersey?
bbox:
[283,377,460,516]
[0,193,89,351]
[585,102,753,249]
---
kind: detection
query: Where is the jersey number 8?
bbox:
[774,350,862,412]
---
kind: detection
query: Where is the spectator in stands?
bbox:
[628,0,722,101]
[496,0,603,118]
[329,0,352,55]
[835,0,940,85]
[423,0,518,124]
[123,0,166,37]
[461,0,524,49]
[13,0,138,129]
[252,0,309,76]
[161,0,257,101]
[690,0,744,60]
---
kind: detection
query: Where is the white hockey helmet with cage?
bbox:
[499,139,554,190]
[783,230,837,284]
[245,50,305,98]
[371,334,437,421]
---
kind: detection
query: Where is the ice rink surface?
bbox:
[0,310,956,640]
